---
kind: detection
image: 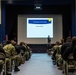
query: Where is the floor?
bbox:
[12,53,76,75]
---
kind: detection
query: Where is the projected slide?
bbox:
[27,18,53,38]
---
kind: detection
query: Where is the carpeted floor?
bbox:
[12,53,75,75]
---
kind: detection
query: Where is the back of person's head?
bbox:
[72,36,76,46]
[6,40,11,44]
[0,42,2,47]
[11,40,17,46]
[19,42,24,45]
[56,41,60,45]
[60,39,64,44]
[66,36,71,42]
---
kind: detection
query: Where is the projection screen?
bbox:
[18,14,62,44]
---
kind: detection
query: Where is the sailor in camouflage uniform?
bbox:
[0,42,6,74]
[3,40,21,75]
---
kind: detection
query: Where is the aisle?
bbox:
[13,53,64,75]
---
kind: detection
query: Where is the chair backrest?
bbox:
[68,53,73,59]
[0,52,5,60]
[21,49,24,53]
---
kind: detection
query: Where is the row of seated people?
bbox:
[0,40,32,75]
[50,36,76,75]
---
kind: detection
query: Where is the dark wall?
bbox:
[28,44,47,53]
[28,44,55,53]
[0,2,6,42]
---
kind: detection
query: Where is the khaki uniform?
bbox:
[24,45,32,60]
[3,44,21,70]
[0,60,4,73]
[52,45,59,60]
[56,45,62,66]
[3,44,17,57]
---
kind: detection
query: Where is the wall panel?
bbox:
[0,0,1,24]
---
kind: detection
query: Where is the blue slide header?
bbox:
[28,20,51,24]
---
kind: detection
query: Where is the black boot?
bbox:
[0,65,3,73]
[6,72,11,75]
[3,67,11,75]
[14,66,20,72]
[3,72,11,75]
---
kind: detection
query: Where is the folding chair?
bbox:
[64,53,75,75]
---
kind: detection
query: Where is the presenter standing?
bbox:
[47,35,51,49]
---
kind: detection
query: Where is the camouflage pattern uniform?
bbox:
[52,44,59,60]
[19,42,32,61]
[3,43,16,70]
[3,43,21,72]
[56,45,62,66]
[24,44,32,60]
[0,43,6,74]
[0,60,4,73]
